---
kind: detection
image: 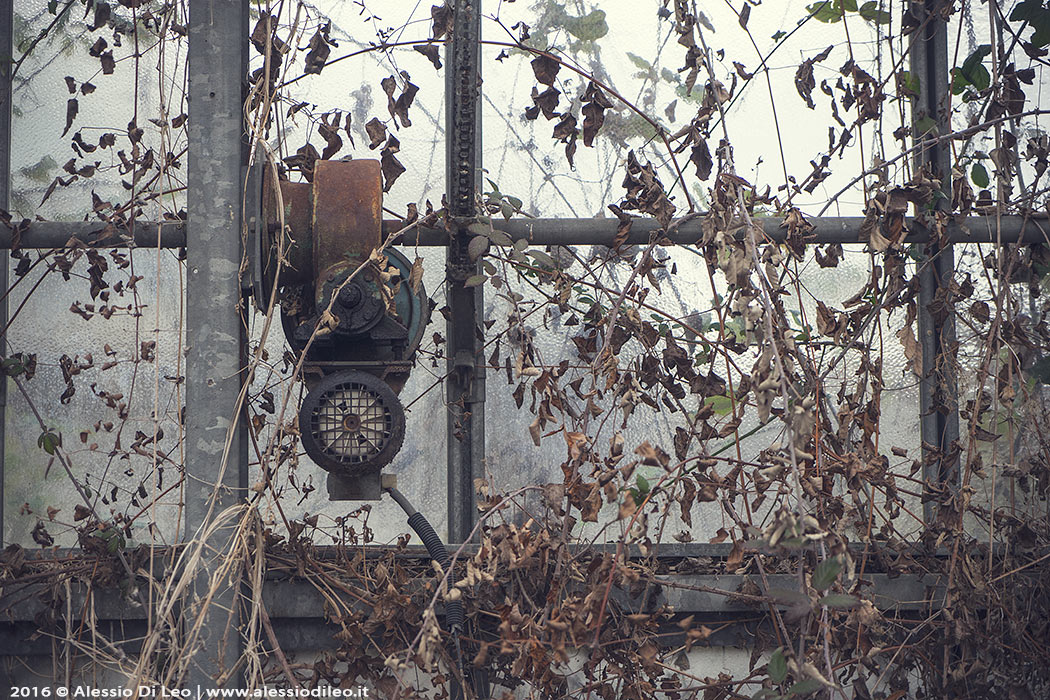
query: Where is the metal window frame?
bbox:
[0,0,995,551]
[0,0,11,551]
[181,0,251,685]
[0,0,1013,680]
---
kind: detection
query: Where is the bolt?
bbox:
[338,284,363,307]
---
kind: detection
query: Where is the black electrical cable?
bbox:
[384,486,477,698]
[386,485,418,518]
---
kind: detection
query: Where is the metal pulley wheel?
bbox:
[281,247,428,361]
[299,369,407,476]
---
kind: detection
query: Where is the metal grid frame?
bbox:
[0,0,1021,682]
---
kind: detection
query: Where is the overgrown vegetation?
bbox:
[3,0,1050,698]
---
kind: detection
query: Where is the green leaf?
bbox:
[858,1,891,24]
[20,155,58,184]
[1,357,24,376]
[787,679,824,696]
[562,9,609,41]
[768,648,788,684]
[37,430,60,456]
[772,30,787,41]
[488,229,513,246]
[705,394,734,415]
[952,46,992,95]
[636,474,650,497]
[528,250,557,268]
[970,63,991,92]
[47,0,58,14]
[807,0,843,23]
[1011,0,1050,47]
[812,556,843,590]
[1035,25,1050,48]
[962,45,992,78]
[971,162,990,189]
[1027,354,1050,384]
[1010,0,1044,22]
[842,0,858,11]
[819,593,861,609]
[626,52,653,71]
[106,531,126,554]
[914,116,938,135]
[467,235,489,261]
[464,274,486,288]
[898,70,920,96]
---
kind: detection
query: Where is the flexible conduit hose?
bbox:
[385,486,464,631]
[385,486,490,699]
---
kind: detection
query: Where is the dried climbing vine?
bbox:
[2,1,1050,699]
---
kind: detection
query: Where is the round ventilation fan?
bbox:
[299,369,406,476]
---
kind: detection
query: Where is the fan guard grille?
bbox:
[309,380,394,464]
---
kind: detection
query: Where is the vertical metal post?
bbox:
[911,0,959,522]
[185,0,249,687]
[0,0,10,546]
[446,0,484,544]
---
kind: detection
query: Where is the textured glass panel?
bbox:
[0,0,945,548]
[6,1,187,546]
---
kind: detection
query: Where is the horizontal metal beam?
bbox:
[394,214,1050,247]
[0,220,187,248]
[0,544,947,623]
[2,541,999,657]
[4,540,954,564]
[0,571,943,655]
[2,215,1046,250]
[643,573,939,613]
[0,613,762,656]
